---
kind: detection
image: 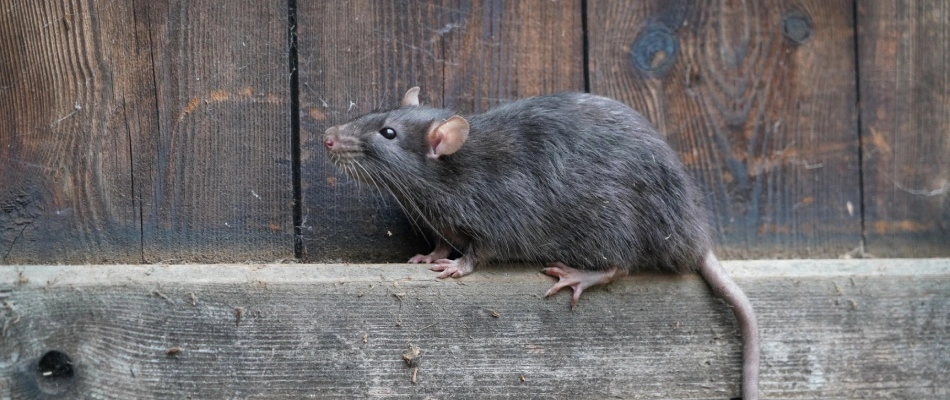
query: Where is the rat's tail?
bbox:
[700,252,760,400]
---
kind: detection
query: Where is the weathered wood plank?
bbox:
[2,260,948,399]
[297,0,584,262]
[858,0,950,257]
[0,0,294,264]
[587,1,862,258]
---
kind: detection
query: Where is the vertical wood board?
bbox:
[137,0,294,262]
[858,0,950,257]
[587,0,862,258]
[0,0,140,263]
[0,0,295,264]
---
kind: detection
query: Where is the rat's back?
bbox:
[444,92,711,273]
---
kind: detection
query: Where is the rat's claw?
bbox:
[430,258,473,279]
[542,262,626,309]
[408,254,436,264]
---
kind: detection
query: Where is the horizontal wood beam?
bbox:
[2,260,948,399]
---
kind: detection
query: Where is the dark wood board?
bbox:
[0,0,295,264]
[0,0,141,263]
[587,0,862,259]
[440,0,584,113]
[2,260,948,399]
[135,0,294,262]
[858,0,950,257]
[297,0,584,262]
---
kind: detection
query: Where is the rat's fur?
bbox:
[326,93,710,272]
[324,90,759,399]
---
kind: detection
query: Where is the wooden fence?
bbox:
[1,0,948,264]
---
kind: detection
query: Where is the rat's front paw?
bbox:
[430,258,473,279]
[408,254,437,264]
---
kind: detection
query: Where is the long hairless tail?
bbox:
[700,252,760,400]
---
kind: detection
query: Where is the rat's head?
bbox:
[323,87,469,185]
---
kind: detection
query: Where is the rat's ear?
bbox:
[426,115,469,159]
[401,87,421,107]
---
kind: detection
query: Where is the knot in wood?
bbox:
[782,12,813,44]
[30,350,77,395]
[630,24,678,76]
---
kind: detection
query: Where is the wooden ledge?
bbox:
[2,260,948,399]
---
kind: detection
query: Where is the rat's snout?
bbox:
[323,126,339,149]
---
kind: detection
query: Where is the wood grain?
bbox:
[2,260,948,399]
[0,0,140,263]
[297,0,583,262]
[0,0,294,263]
[135,0,294,262]
[297,0,446,262]
[858,0,950,257]
[587,0,862,258]
[440,0,584,113]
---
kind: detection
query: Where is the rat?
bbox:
[323,87,760,399]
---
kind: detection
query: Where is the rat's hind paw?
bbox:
[542,262,626,309]
[430,258,473,279]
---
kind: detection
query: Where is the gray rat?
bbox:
[323,87,760,399]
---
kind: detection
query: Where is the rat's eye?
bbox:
[378,127,397,140]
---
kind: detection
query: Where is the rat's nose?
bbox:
[324,126,339,149]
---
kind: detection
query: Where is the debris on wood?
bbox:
[3,302,21,325]
[489,309,500,318]
[151,290,172,303]
[361,332,368,344]
[833,282,844,295]
[850,299,858,310]
[17,271,28,285]
[166,347,182,356]
[188,292,197,306]
[402,343,422,384]
[235,307,244,327]
[417,323,436,332]
[402,343,421,367]
[520,374,526,382]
